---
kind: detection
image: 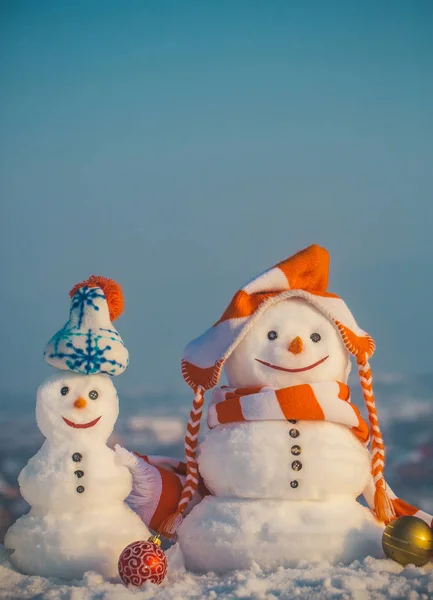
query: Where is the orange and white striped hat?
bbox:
[159,244,394,537]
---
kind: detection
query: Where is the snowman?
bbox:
[155,245,432,573]
[5,276,151,579]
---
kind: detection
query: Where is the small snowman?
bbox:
[5,276,151,579]
[157,245,432,573]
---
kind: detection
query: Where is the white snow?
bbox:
[128,416,185,445]
[4,504,150,580]
[1,543,433,600]
[380,397,433,424]
[177,496,384,572]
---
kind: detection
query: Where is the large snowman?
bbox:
[157,245,432,573]
[5,276,150,579]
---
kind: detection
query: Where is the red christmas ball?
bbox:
[118,538,168,587]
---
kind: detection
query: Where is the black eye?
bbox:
[310,333,321,343]
[61,386,69,396]
[267,330,278,341]
[88,390,98,400]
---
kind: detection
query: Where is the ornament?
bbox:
[118,535,168,586]
[382,516,433,567]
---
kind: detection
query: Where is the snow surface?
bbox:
[1,544,433,600]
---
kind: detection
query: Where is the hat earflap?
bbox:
[357,354,396,525]
[159,384,205,538]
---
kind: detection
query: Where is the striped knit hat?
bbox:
[159,244,395,536]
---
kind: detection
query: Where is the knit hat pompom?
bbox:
[69,275,124,321]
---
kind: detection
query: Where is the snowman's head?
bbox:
[224,298,351,388]
[36,372,119,443]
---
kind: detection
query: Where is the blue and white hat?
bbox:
[44,276,129,376]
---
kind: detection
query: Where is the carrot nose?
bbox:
[74,397,87,409]
[288,336,304,355]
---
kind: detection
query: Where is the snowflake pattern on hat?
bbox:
[45,283,129,376]
[70,286,106,328]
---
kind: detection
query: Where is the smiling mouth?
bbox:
[62,416,102,429]
[255,356,329,373]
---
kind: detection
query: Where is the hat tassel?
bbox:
[374,479,396,525]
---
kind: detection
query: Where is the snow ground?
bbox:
[1,545,433,600]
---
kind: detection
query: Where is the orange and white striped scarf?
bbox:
[207,382,369,443]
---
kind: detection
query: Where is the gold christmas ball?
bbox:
[382,516,433,567]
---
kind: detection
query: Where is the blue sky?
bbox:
[1,1,432,396]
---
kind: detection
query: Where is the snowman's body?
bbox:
[177,299,384,572]
[5,372,149,579]
[17,440,132,511]
[199,421,370,500]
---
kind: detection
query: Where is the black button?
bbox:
[289,429,300,438]
[290,480,299,489]
[74,470,84,478]
[291,445,301,456]
[72,453,82,462]
[76,486,85,493]
[288,420,297,424]
[292,460,302,471]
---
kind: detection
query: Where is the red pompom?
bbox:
[118,539,167,587]
[69,275,124,321]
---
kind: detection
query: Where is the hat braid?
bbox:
[158,386,205,538]
[357,353,396,525]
